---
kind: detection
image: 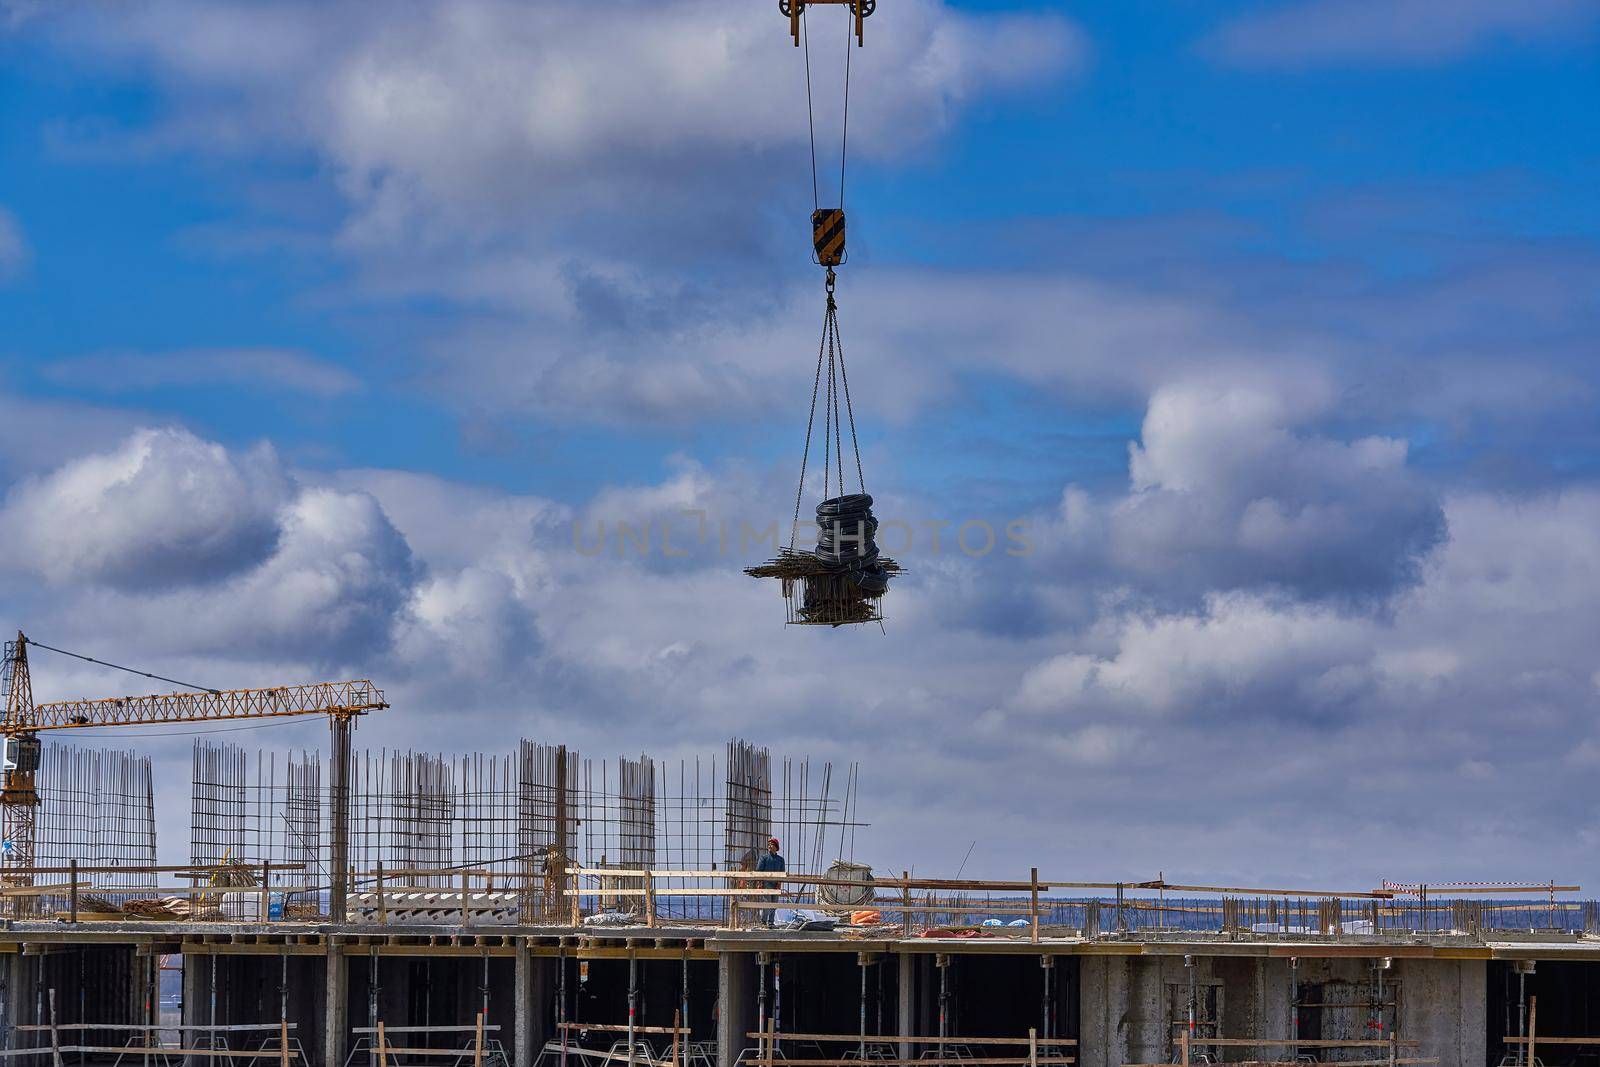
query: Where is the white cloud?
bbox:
[38,0,1080,264]
[170,485,417,660]
[3,401,1599,884]
[0,428,291,589]
[1205,0,1599,67]
[42,348,363,398]
[1010,381,1446,607]
[1,428,417,663]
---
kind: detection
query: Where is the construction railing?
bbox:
[746,1026,1075,1067]
[350,1016,504,1067]
[12,1020,302,1065]
[1124,1032,1436,1067]
[0,861,314,922]
[550,1019,692,1067]
[564,867,1054,940]
[1,859,1589,938]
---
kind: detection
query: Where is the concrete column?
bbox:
[1078,954,1131,1067]
[325,946,349,1067]
[516,942,534,1067]
[1254,958,1293,1047]
[1396,958,1485,1067]
[181,951,209,1067]
[717,953,753,1067]
[3,951,27,1051]
[896,954,915,1061]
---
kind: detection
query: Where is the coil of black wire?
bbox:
[813,493,890,595]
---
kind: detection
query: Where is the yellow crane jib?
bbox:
[28,679,388,730]
[782,0,874,46]
[0,630,388,911]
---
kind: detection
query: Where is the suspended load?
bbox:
[748,0,895,626]
[746,272,900,626]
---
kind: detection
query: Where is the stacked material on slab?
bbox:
[349,889,522,925]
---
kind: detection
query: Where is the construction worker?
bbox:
[756,837,786,926]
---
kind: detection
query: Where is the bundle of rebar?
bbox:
[746,494,900,625]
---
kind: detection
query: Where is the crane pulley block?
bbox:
[813,208,846,267]
[782,0,874,46]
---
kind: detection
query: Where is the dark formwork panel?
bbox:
[935,954,1077,1041]
[761,954,901,1040]
[8,945,148,1051]
[566,956,720,1042]
[348,953,516,1043]
[1486,960,1600,1067]
[181,952,325,1063]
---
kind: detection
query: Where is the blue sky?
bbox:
[0,0,1598,885]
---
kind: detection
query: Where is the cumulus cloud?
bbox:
[1204,0,1599,67]
[2,405,1598,883]
[1008,382,1447,611]
[166,486,417,661]
[1111,383,1446,600]
[0,428,291,589]
[9,0,1093,430]
[34,0,1080,269]
[1,428,418,663]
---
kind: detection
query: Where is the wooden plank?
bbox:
[570,888,782,898]
[562,1023,691,1036]
[744,1034,1074,1046]
[1503,1037,1600,1045]
[17,1025,295,1033]
[1030,869,1039,944]
[738,1058,1074,1065]
[353,1026,501,1034]
[1179,1040,1419,1049]
[1529,995,1538,1067]
[45,1048,297,1059]
[1123,1060,1437,1067]
[733,901,1036,915]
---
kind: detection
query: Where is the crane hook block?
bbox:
[813,209,846,267]
[784,0,872,47]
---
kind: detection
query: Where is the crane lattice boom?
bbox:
[24,679,387,731]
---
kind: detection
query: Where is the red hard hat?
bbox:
[769,837,780,847]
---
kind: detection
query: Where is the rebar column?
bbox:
[329,713,354,921]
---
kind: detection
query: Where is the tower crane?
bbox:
[0,631,387,917]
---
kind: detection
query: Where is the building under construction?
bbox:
[0,731,1594,1067]
[2,637,1599,1067]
